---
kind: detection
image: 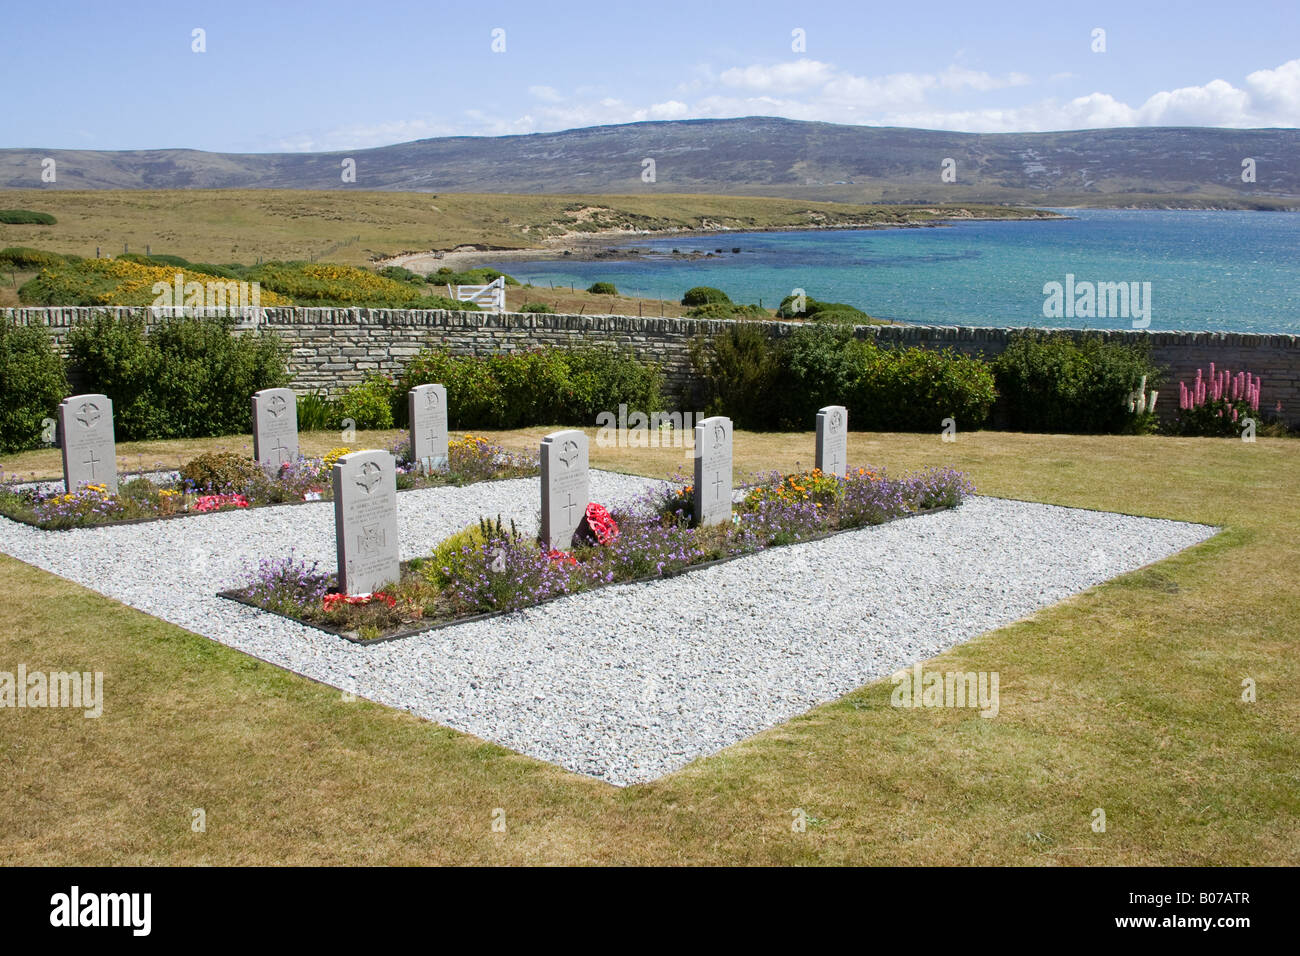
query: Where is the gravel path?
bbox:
[0,472,1217,786]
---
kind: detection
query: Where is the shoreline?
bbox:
[380,211,1069,272]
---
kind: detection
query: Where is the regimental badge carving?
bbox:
[713,422,726,448]
[355,461,382,494]
[267,394,287,418]
[75,402,101,429]
[427,389,440,409]
[558,439,580,468]
[830,409,843,430]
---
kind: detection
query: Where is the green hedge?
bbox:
[992,331,1160,434]
[0,321,68,453]
[691,323,996,431]
[397,347,662,429]
[66,315,290,440]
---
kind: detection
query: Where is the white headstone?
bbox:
[693,415,733,526]
[58,393,118,493]
[252,387,298,473]
[408,384,448,471]
[815,405,848,476]
[332,450,400,596]
[540,429,589,550]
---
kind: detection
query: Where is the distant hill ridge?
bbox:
[1,117,1296,204]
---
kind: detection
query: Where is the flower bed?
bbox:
[0,434,536,530]
[222,465,975,642]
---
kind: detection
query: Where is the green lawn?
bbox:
[0,429,1296,864]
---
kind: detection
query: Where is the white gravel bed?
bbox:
[0,472,1217,786]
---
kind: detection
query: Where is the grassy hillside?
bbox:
[3,119,1296,206]
[0,190,1056,270]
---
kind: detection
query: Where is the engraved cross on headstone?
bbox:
[563,492,579,525]
[712,472,723,500]
[83,449,100,479]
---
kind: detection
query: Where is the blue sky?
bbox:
[4,0,1297,151]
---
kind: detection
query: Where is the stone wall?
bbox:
[5,307,1298,425]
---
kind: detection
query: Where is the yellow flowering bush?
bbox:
[19,258,291,307]
[321,447,352,471]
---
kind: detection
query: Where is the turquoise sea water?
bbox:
[481,209,1300,334]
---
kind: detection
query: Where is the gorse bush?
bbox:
[587,281,618,295]
[992,331,1160,434]
[66,315,290,440]
[245,262,438,308]
[18,258,293,307]
[1,247,69,271]
[398,346,662,429]
[0,321,68,453]
[0,210,57,225]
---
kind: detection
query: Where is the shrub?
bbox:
[337,375,395,430]
[247,261,435,308]
[0,321,68,453]
[519,302,555,313]
[178,452,269,494]
[691,323,996,431]
[428,267,520,287]
[66,314,290,440]
[776,293,872,323]
[992,331,1161,434]
[850,343,997,432]
[117,252,191,268]
[688,324,782,429]
[774,323,869,427]
[376,265,424,284]
[398,346,661,429]
[18,258,293,307]
[587,281,618,295]
[684,302,768,320]
[681,286,731,307]
[0,247,67,270]
[0,210,57,225]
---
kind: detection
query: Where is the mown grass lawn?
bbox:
[0,429,1296,865]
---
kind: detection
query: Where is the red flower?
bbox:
[545,549,578,566]
[582,502,619,545]
[193,493,250,513]
[323,591,397,611]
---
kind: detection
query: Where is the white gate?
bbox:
[451,275,506,313]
